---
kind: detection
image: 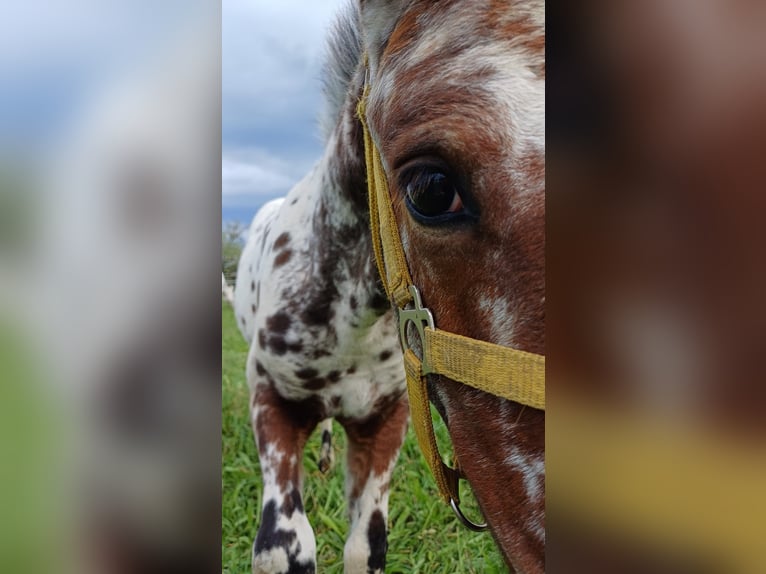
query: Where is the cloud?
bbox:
[0,1,213,153]
[222,0,343,143]
[222,148,315,198]
[0,1,208,75]
[223,158,290,197]
[222,0,346,221]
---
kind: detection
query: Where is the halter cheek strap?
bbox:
[356,76,545,529]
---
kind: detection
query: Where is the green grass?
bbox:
[222,301,506,573]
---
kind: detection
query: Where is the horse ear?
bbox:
[358,0,408,79]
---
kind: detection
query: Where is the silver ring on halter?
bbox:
[449,497,488,532]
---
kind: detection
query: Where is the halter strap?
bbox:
[356,78,545,517]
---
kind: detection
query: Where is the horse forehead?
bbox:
[371,1,545,162]
[378,0,544,82]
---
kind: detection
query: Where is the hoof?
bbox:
[318,450,333,474]
[253,499,316,574]
[318,422,333,473]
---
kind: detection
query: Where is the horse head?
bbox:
[357,1,545,570]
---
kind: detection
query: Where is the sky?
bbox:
[0,0,345,228]
[222,0,345,226]
[0,0,204,155]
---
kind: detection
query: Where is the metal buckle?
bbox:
[450,495,488,532]
[399,285,488,532]
[398,285,434,374]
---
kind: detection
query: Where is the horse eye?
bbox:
[404,170,464,220]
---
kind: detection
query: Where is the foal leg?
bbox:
[317,418,334,474]
[249,373,322,574]
[339,394,409,574]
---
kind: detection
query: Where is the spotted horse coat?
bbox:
[236,0,545,571]
[233,6,408,573]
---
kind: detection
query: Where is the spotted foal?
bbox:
[233,6,407,573]
[237,1,545,571]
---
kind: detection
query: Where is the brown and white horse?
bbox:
[359,0,545,571]
[235,1,544,572]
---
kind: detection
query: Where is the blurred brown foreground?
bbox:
[548,1,766,572]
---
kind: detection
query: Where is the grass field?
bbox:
[222,301,506,572]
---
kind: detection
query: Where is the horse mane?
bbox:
[319,1,362,142]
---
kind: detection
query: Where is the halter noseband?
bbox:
[357,63,545,530]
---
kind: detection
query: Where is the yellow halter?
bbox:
[356,73,545,529]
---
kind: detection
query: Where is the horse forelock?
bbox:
[320,2,363,142]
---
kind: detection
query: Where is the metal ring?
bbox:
[398,285,435,374]
[449,497,488,532]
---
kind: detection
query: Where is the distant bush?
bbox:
[222,220,246,285]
